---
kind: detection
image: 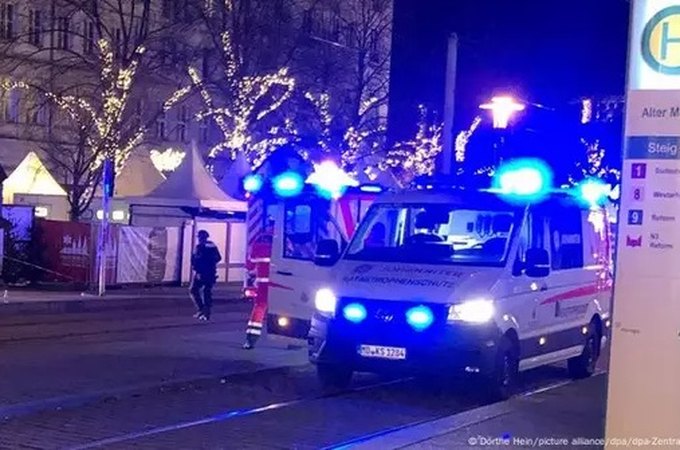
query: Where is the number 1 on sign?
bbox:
[631,163,647,179]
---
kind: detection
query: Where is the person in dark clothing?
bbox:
[190,230,222,320]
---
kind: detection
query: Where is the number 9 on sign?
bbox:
[627,209,643,226]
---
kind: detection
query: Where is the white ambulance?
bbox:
[308,185,613,399]
[265,186,381,340]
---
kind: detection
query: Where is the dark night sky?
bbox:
[388,0,631,143]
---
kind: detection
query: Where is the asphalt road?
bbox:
[0,302,606,449]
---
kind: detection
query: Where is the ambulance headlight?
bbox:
[447,299,495,324]
[314,288,337,315]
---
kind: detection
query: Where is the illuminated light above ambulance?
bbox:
[273,171,304,197]
[360,184,383,193]
[306,160,359,199]
[243,174,264,193]
[490,158,553,203]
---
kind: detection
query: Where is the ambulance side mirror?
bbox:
[525,248,550,278]
[315,239,340,267]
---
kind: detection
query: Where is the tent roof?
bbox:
[3,151,67,201]
[115,149,165,197]
[145,143,245,211]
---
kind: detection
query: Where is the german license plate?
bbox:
[358,345,406,360]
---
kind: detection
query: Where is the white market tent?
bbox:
[114,149,166,197]
[3,151,67,203]
[127,143,246,224]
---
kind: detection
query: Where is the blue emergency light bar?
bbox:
[359,184,383,193]
[272,171,304,197]
[243,174,264,193]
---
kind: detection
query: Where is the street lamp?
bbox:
[479,96,525,166]
[479,96,525,129]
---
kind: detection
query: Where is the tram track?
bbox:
[36,366,587,450]
[0,312,246,344]
[66,377,414,450]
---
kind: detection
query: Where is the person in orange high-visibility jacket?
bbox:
[243,236,272,349]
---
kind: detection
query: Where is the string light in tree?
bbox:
[306,91,333,154]
[581,98,593,124]
[42,38,189,176]
[188,2,296,169]
[455,116,482,163]
[380,105,443,183]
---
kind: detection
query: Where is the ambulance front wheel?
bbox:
[317,363,353,389]
[568,322,600,379]
[484,336,519,402]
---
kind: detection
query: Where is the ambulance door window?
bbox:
[513,208,548,276]
[316,206,345,251]
[549,207,583,271]
[582,209,607,267]
[283,204,315,260]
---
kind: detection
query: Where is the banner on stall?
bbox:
[116,226,181,284]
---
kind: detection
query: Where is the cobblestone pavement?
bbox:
[0,304,606,449]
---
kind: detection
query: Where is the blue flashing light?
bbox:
[273,171,304,197]
[243,174,263,193]
[492,158,553,203]
[577,178,610,206]
[343,303,367,324]
[405,305,434,332]
[360,184,383,194]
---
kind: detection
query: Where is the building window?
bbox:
[342,23,356,47]
[199,117,208,143]
[177,106,188,142]
[83,21,94,54]
[26,97,46,125]
[132,99,143,129]
[156,108,166,140]
[162,0,173,19]
[114,28,122,55]
[201,48,211,78]
[0,3,14,40]
[6,88,20,123]
[372,0,386,12]
[56,17,70,50]
[369,32,381,63]
[0,92,7,122]
[28,9,42,46]
[302,9,312,33]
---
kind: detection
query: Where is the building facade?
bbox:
[0,0,393,219]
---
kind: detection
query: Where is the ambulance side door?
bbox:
[269,200,342,318]
[503,207,554,362]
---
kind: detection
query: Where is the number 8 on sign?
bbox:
[631,186,644,202]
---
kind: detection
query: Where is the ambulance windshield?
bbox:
[345,203,519,267]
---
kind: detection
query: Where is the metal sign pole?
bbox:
[97,157,113,296]
[441,33,458,175]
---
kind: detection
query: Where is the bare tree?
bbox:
[381,105,443,187]
[296,0,392,172]
[189,0,301,170]
[0,0,194,219]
